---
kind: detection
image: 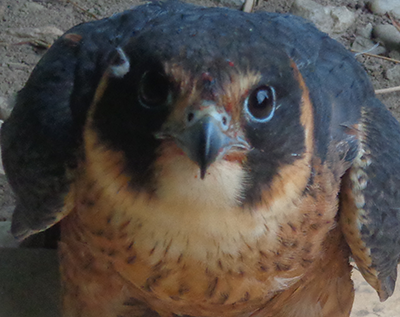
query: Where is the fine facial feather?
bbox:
[163,62,261,129]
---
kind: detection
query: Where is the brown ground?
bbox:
[0,0,400,316]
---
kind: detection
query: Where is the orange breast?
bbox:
[59,157,353,317]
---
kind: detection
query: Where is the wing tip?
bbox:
[11,205,41,241]
[377,270,397,302]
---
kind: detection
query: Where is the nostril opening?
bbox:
[222,116,227,125]
[187,112,195,122]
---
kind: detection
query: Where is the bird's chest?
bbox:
[60,160,341,317]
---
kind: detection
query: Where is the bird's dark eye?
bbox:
[245,85,276,122]
[138,70,170,109]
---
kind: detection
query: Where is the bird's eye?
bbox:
[138,70,170,109]
[245,85,276,122]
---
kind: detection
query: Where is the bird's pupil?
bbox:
[139,71,169,108]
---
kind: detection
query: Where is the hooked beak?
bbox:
[180,116,227,179]
[158,103,250,179]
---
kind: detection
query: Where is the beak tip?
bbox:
[200,165,207,179]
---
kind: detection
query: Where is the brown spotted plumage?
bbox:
[2,1,400,317]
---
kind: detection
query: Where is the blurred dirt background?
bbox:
[1,0,400,316]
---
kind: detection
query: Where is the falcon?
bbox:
[2,1,400,317]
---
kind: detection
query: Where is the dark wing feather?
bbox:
[1,4,164,239]
[340,99,400,301]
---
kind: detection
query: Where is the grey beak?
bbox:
[178,116,226,179]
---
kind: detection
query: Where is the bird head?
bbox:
[85,6,313,207]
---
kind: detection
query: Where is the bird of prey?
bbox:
[2,1,400,317]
